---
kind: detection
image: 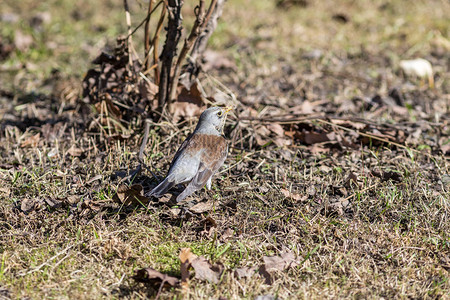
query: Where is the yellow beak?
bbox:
[224,105,233,113]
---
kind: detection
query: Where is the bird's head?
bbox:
[196,106,233,135]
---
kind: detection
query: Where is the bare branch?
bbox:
[169,0,219,102]
[144,0,154,71]
[158,0,183,109]
[152,4,167,85]
[182,0,226,89]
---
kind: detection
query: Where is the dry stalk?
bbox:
[168,0,219,102]
[182,0,227,88]
[158,0,184,109]
[152,4,167,85]
[123,0,134,67]
[144,0,155,71]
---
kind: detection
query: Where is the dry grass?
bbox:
[1,0,449,299]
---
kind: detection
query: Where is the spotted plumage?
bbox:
[147,106,232,202]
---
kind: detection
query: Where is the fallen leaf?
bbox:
[344,172,358,188]
[280,188,305,201]
[113,184,150,206]
[67,145,83,157]
[191,256,224,284]
[189,201,214,214]
[20,133,40,148]
[179,248,224,284]
[133,267,179,288]
[234,266,258,279]
[310,143,330,155]
[263,251,298,272]
[170,83,206,123]
[179,248,197,285]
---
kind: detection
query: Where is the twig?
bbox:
[158,0,183,109]
[144,0,155,71]
[182,0,227,88]
[152,4,167,85]
[315,119,423,155]
[123,0,134,67]
[125,1,164,40]
[169,0,219,101]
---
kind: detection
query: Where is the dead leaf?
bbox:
[234,266,258,279]
[220,228,234,242]
[280,188,305,201]
[170,83,206,123]
[0,187,11,197]
[133,267,179,288]
[263,251,298,272]
[189,201,214,214]
[180,248,197,286]
[20,133,40,148]
[21,198,39,213]
[67,145,83,157]
[179,248,224,284]
[344,172,358,188]
[266,123,285,137]
[191,256,224,284]
[113,184,150,206]
[310,143,330,155]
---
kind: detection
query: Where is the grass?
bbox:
[1,0,450,298]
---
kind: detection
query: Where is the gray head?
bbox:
[195,106,233,135]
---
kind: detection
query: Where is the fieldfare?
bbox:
[147,106,232,202]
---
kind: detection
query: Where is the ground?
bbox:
[0,0,449,299]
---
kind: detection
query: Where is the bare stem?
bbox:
[158,0,183,109]
[152,4,167,85]
[144,0,154,71]
[123,0,133,67]
[169,0,219,102]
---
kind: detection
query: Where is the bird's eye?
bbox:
[217,111,223,117]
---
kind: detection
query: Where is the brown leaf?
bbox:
[133,268,179,288]
[179,248,224,284]
[310,144,330,155]
[302,131,332,144]
[189,201,214,214]
[20,133,40,148]
[113,184,150,206]
[344,172,358,188]
[263,251,298,272]
[179,248,197,286]
[191,256,224,284]
[67,145,83,157]
[266,123,285,137]
[280,188,305,201]
[170,83,206,123]
[0,187,11,197]
[138,79,159,110]
[234,266,258,279]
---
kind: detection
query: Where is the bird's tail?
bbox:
[147,178,175,197]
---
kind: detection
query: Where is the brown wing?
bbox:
[190,135,228,188]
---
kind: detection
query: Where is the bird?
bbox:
[147,106,233,202]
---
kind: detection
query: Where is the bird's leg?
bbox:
[206,177,212,190]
